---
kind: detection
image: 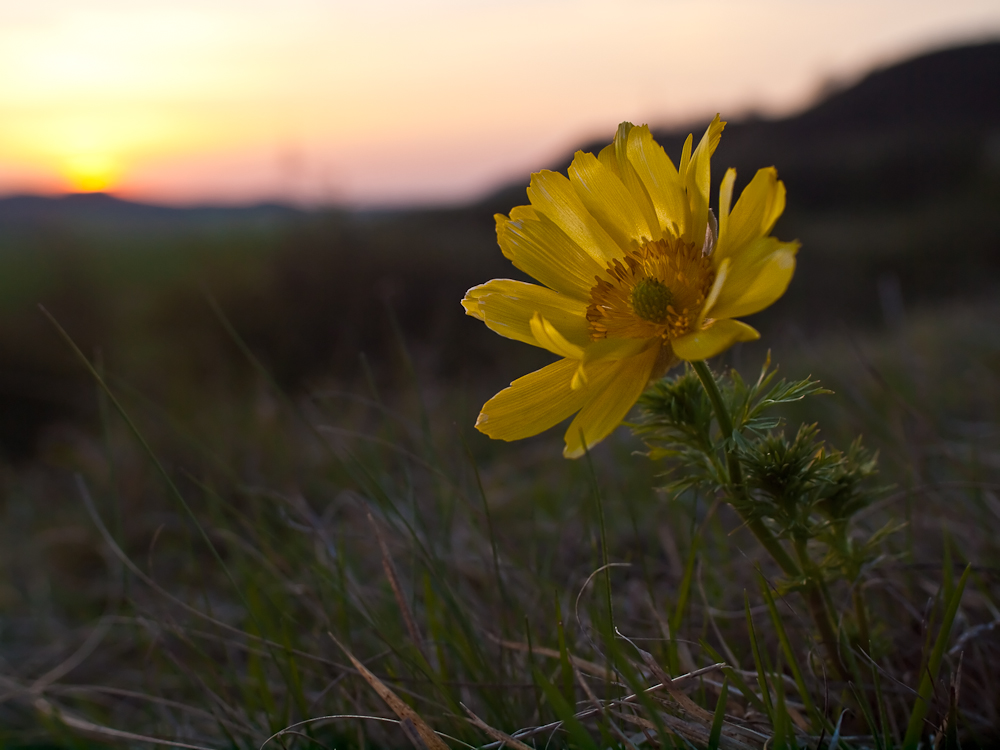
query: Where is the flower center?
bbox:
[587,236,715,341]
[630,278,673,323]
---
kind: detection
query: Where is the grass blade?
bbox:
[756,569,824,731]
[669,536,700,672]
[555,594,575,707]
[744,592,775,724]
[707,677,729,750]
[532,666,600,750]
[903,563,971,749]
[331,633,449,750]
[829,709,847,750]
[870,652,894,748]
[700,641,768,716]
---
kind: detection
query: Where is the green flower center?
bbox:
[630,277,673,323]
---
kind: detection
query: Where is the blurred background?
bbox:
[1,3,1000,742]
[0,0,998,461]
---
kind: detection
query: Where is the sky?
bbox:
[1,0,998,208]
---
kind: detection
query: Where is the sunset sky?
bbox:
[1,0,998,207]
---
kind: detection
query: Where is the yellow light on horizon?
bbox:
[0,1,997,205]
[62,153,121,193]
[1,107,206,197]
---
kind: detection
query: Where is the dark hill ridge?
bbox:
[487,40,999,215]
[709,40,1000,210]
[0,192,300,238]
[795,40,1000,132]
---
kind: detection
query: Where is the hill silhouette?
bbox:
[481,40,999,214]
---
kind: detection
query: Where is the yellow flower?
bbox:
[463,116,798,457]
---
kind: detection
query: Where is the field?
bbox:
[1,43,999,749]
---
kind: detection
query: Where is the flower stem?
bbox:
[691,359,848,680]
[690,361,799,577]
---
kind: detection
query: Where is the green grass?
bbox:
[0,292,998,748]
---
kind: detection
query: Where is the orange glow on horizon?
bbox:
[0,1,998,206]
[63,153,121,193]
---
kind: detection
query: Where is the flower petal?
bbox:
[562,343,660,458]
[568,150,652,251]
[497,207,607,300]
[709,239,798,320]
[681,114,725,247]
[603,122,662,241]
[698,256,729,328]
[583,335,652,363]
[715,168,786,262]
[475,358,589,441]
[678,133,693,177]
[671,319,760,361]
[526,169,624,265]
[476,356,624,441]
[530,312,584,359]
[625,125,688,238]
[718,167,736,240]
[462,279,591,351]
[572,337,656,394]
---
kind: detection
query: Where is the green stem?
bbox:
[691,361,799,577]
[692,359,848,680]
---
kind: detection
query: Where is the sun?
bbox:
[62,153,121,193]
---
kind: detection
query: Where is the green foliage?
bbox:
[635,359,886,590]
[632,369,720,494]
[635,358,896,688]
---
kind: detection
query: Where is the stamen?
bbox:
[586,235,716,342]
[630,278,673,323]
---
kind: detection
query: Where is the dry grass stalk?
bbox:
[330,633,448,750]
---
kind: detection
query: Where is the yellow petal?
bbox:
[530,312,584,359]
[583,335,652,363]
[709,239,798,320]
[762,178,786,235]
[462,279,591,351]
[475,358,589,441]
[718,167,736,241]
[572,337,656,393]
[569,150,652,251]
[715,168,786,262]
[682,114,725,247]
[612,122,661,240]
[497,208,607,300]
[597,143,619,175]
[625,125,687,238]
[597,122,636,178]
[678,133,693,178]
[526,169,623,266]
[699,256,729,327]
[562,344,660,458]
[477,356,625,441]
[671,319,760,361]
